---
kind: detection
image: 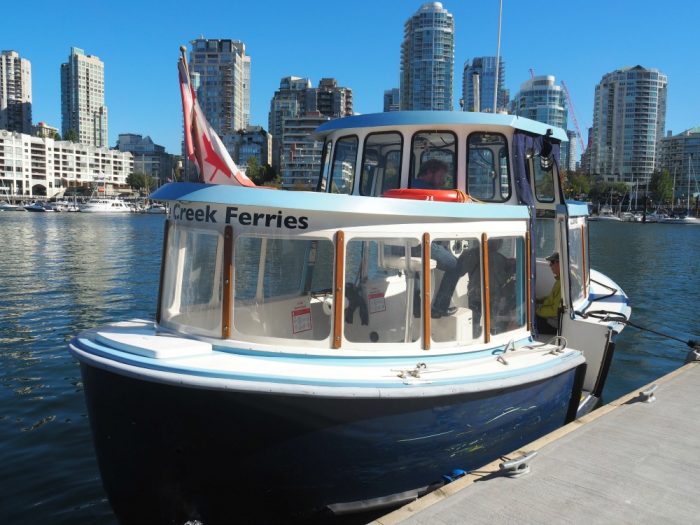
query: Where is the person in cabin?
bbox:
[536,252,562,334]
[411,159,474,318]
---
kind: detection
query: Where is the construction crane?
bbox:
[529,68,535,79]
[560,80,586,154]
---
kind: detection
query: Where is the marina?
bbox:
[0,212,697,523]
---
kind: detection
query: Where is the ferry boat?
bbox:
[70,111,630,524]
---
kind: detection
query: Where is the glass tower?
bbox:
[462,56,507,113]
[0,50,32,134]
[400,2,454,111]
[589,66,667,184]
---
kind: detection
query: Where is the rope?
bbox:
[576,309,700,351]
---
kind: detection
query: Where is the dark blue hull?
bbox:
[80,363,583,524]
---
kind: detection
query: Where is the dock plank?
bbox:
[374,362,700,525]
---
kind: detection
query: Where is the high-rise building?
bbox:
[116,133,177,187]
[61,47,108,147]
[268,76,352,173]
[509,76,568,129]
[400,2,454,111]
[189,38,251,136]
[383,88,400,112]
[657,128,700,204]
[564,130,577,172]
[589,65,667,184]
[0,50,32,134]
[461,57,508,113]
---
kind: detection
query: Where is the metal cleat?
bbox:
[640,384,658,403]
[500,450,537,478]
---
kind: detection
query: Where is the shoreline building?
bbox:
[400,2,454,111]
[116,133,178,188]
[61,47,108,147]
[657,128,700,204]
[588,65,667,184]
[268,76,352,185]
[0,50,32,134]
[0,129,132,199]
[221,125,271,169]
[461,56,508,113]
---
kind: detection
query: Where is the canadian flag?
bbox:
[178,57,255,187]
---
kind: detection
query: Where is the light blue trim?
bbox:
[566,200,591,217]
[72,336,578,390]
[151,183,530,221]
[314,111,569,142]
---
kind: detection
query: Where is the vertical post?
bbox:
[333,231,345,349]
[222,225,233,339]
[422,233,431,350]
[580,224,587,298]
[493,0,503,112]
[156,219,170,325]
[482,233,491,343]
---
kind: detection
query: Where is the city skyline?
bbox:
[3,0,699,159]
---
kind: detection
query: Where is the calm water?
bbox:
[0,213,698,523]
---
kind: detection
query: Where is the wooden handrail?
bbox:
[155,219,170,324]
[222,225,233,339]
[422,233,431,350]
[333,230,345,349]
[482,233,491,343]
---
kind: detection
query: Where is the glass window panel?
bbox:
[430,238,483,343]
[467,133,510,201]
[161,225,223,336]
[568,226,585,304]
[233,237,334,341]
[534,218,557,258]
[532,158,555,202]
[488,236,526,335]
[330,136,358,194]
[345,238,421,343]
[409,131,456,189]
[360,132,403,196]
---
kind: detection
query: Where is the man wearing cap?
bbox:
[535,252,561,334]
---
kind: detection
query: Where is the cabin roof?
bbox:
[314,111,569,142]
[150,183,530,221]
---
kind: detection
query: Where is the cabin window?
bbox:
[467,133,510,201]
[317,140,332,192]
[330,136,358,194]
[161,225,223,337]
[532,157,556,202]
[430,237,483,343]
[344,238,422,344]
[534,217,557,258]
[232,236,334,341]
[409,131,457,189]
[488,236,527,335]
[568,224,585,304]
[360,132,403,196]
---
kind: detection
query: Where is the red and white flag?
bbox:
[178,58,255,187]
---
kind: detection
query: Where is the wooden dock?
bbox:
[373,360,700,524]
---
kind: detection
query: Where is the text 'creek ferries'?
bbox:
[70,111,631,524]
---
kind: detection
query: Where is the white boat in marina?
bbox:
[79,197,131,213]
[70,106,632,523]
[588,205,621,221]
[144,202,167,214]
[0,200,25,211]
[24,201,51,212]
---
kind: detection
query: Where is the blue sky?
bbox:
[4,0,699,158]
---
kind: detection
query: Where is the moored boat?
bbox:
[79,197,131,213]
[70,110,630,523]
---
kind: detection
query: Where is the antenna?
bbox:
[560,80,586,153]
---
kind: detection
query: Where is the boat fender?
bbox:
[442,469,466,483]
[382,188,472,202]
[344,283,368,325]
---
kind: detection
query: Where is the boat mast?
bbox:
[493,0,503,112]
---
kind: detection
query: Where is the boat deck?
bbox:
[373,358,700,524]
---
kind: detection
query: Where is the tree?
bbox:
[127,172,154,193]
[563,171,591,199]
[649,170,673,205]
[64,129,78,143]
[52,131,62,140]
[245,156,262,184]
